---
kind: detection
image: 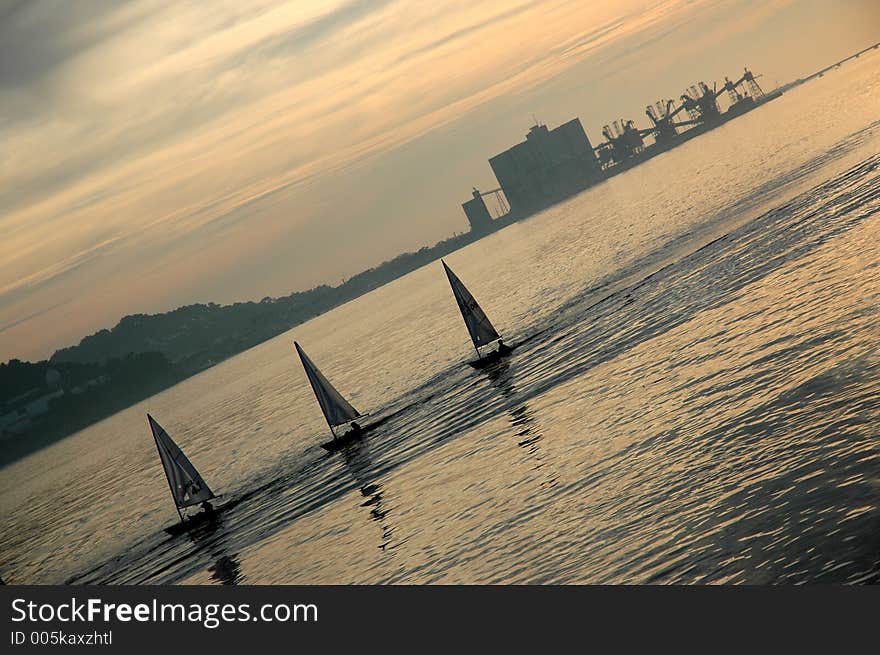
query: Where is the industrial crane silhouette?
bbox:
[739,67,766,98]
[642,98,701,146]
[598,119,645,165]
[680,82,721,124]
[590,65,779,174]
[598,65,769,160]
[717,67,766,116]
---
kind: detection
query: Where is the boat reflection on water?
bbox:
[186,513,243,585]
[483,359,558,489]
[208,553,242,586]
[339,440,396,552]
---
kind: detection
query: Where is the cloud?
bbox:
[0,0,120,91]
[1,0,869,361]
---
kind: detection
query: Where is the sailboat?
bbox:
[442,260,513,368]
[147,414,218,534]
[294,341,371,452]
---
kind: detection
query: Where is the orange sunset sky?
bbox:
[1,0,878,361]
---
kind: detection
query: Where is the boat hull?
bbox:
[161,497,240,536]
[320,429,366,452]
[319,414,393,452]
[467,343,515,369]
[163,508,219,536]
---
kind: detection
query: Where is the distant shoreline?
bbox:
[4,43,875,467]
[1,225,493,467]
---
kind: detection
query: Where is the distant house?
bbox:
[0,388,65,439]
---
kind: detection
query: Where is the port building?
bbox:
[461,188,494,233]
[488,119,601,214]
[460,66,785,231]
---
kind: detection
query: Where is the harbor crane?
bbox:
[592,65,777,172]
[642,98,701,146]
[680,82,721,124]
[598,119,645,165]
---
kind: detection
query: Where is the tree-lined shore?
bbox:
[1,229,481,466]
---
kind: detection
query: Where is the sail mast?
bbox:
[294,341,361,438]
[148,414,215,519]
[303,351,336,434]
[148,414,183,522]
[442,260,500,360]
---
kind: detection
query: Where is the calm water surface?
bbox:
[2,54,879,584]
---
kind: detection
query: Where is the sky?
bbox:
[2,0,878,362]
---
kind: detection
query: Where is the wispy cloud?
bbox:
[0,0,868,360]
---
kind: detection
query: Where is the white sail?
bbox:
[294,342,362,429]
[148,414,215,510]
[442,260,500,350]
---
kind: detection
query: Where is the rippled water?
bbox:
[2,54,879,585]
